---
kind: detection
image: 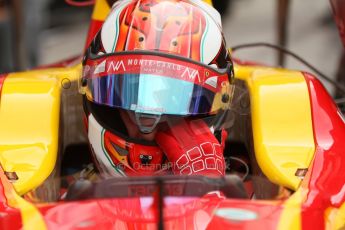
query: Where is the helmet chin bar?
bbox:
[135,112,162,134]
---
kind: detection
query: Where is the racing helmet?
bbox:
[81,0,234,177]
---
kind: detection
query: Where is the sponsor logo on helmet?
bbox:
[205,76,218,88]
[104,58,201,82]
[107,60,126,72]
[181,67,201,82]
[94,60,107,74]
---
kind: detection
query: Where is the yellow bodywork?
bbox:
[92,0,111,21]
[0,65,81,195]
[325,202,345,230]
[277,189,304,230]
[235,65,315,191]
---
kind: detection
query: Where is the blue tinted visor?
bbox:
[85,73,216,115]
[83,52,233,116]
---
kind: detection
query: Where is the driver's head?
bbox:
[81,0,234,177]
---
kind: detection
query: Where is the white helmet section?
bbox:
[189,0,222,28]
[100,0,223,66]
[198,6,223,65]
[188,0,224,65]
[101,0,132,54]
[88,114,126,177]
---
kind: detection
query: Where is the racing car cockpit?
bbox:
[0,0,344,229]
[0,0,317,207]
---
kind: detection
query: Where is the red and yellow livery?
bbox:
[0,0,344,229]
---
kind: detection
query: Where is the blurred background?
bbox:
[0,0,343,95]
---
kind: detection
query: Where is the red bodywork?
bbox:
[301,73,345,229]
[0,74,7,98]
